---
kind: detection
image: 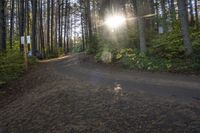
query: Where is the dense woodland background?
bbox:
[0,0,200,85]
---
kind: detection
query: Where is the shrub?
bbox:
[115,48,169,71]
[72,44,83,53]
[0,42,37,86]
[149,31,185,59]
[114,48,200,72]
[150,29,200,60]
[0,49,25,86]
[94,27,200,73]
[95,47,114,63]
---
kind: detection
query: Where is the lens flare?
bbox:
[105,15,126,29]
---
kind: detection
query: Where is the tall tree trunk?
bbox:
[47,0,50,53]
[86,0,93,51]
[0,0,6,51]
[16,0,20,33]
[39,0,45,56]
[136,0,147,53]
[31,0,37,55]
[54,1,58,48]
[19,0,25,51]
[60,0,64,48]
[189,0,194,25]
[84,1,88,49]
[177,0,193,55]
[161,0,168,32]
[64,0,69,54]
[170,0,176,26]
[138,17,146,53]
[51,0,54,52]
[58,0,62,47]
[81,14,85,51]
[26,0,31,50]
[155,0,159,32]
[9,0,15,49]
[70,11,73,48]
[194,0,199,29]
[67,1,70,52]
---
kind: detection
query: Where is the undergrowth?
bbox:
[0,46,37,87]
[95,29,200,73]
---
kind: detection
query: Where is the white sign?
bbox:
[21,36,31,45]
[21,36,25,44]
[27,36,31,44]
[159,26,164,34]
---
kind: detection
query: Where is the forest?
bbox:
[0,0,200,132]
[0,0,200,84]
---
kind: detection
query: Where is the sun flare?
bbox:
[105,15,126,29]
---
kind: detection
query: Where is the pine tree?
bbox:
[0,0,6,51]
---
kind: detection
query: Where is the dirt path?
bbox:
[0,54,200,133]
[54,54,200,103]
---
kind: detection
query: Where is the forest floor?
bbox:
[0,53,200,133]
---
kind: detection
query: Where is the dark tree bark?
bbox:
[177,0,193,55]
[19,0,25,51]
[54,1,58,48]
[170,0,176,25]
[84,1,88,48]
[26,0,31,50]
[31,0,37,55]
[161,0,168,32]
[51,0,54,52]
[9,0,15,49]
[47,0,50,53]
[81,14,85,51]
[67,1,71,52]
[155,0,159,32]
[138,17,146,53]
[194,0,199,29]
[60,0,64,48]
[136,0,147,53]
[0,0,6,51]
[189,0,194,25]
[64,0,69,53]
[58,0,62,47]
[39,0,45,56]
[86,0,93,51]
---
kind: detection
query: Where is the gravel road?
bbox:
[0,54,200,133]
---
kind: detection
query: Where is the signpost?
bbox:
[159,26,164,34]
[21,36,25,45]
[27,36,31,44]
[21,35,31,71]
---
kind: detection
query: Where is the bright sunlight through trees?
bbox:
[105,15,126,29]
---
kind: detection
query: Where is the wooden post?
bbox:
[24,35,28,71]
